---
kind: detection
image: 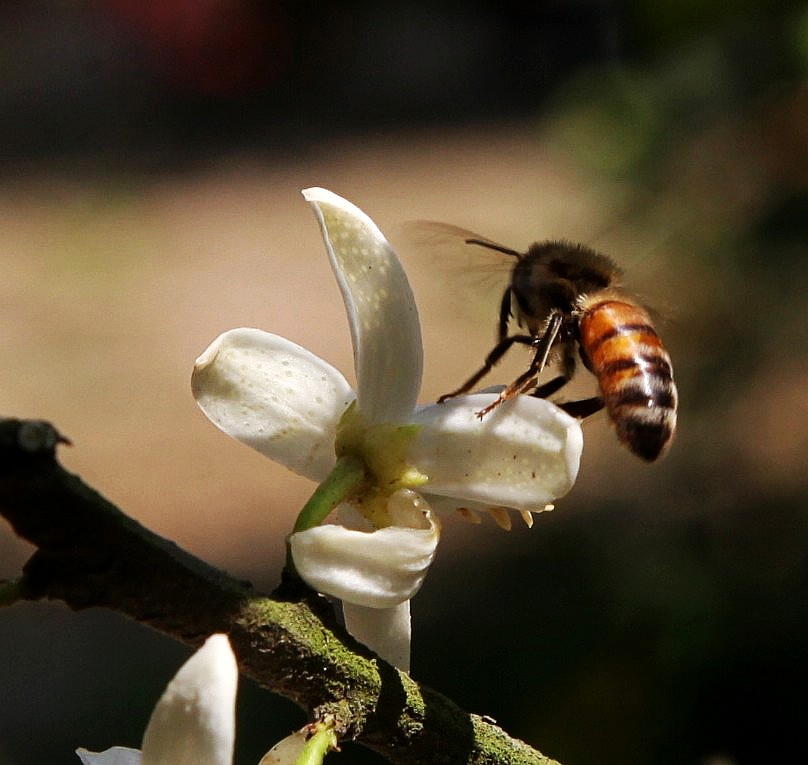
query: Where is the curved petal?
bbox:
[258,732,308,765]
[407,394,583,510]
[342,601,412,671]
[302,188,422,424]
[289,490,439,608]
[76,749,141,765]
[141,634,237,765]
[193,328,355,481]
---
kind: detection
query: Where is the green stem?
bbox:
[292,455,366,533]
[296,723,338,765]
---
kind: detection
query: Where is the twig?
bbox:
[0,417,560,765]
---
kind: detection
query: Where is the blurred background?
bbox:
[1,1,807,763]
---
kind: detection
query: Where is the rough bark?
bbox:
[0,418,560,765]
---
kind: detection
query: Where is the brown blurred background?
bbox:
[2,1,807,764]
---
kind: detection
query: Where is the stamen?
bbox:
[489,507,512,531]
[457,507,482,524]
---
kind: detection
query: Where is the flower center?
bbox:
[335,402,428,527]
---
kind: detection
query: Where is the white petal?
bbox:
[257,731,308,765]
[193,328,355,481]
[76,749,141,765]
[408,394,583,510]
[342,601,412,671]
[289,492,439,608]
[302,188,422,424]
[141,634,237,765]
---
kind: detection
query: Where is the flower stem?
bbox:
[292,455,366,533]
[296,723,338,765]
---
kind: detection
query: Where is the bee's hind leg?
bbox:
[557,397,604,419]
[531,338,577,400]
[531,361,603,418]
[437,333,537,404]
[474,312,565,418]
[531,375,570,399]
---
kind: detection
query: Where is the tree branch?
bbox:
[0,418,560,765]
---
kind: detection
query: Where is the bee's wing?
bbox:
[397,221,519,294]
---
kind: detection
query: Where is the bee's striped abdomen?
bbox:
[580,299,677,461]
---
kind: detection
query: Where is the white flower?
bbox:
[76,635,309,765]
[192,188,583,670]
[76,634,239,765]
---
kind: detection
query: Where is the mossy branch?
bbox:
[0,418,561,765]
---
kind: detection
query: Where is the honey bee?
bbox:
[434,232,678,461]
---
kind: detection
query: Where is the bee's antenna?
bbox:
[464,238,522,258]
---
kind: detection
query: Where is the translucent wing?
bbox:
[397,220,521,296]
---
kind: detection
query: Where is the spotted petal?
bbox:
[408,394,583,510]
[192,328,355,481]
[303,187,422,425]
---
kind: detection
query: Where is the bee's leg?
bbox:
[532,375,569,399]
[531,344,602,418]
[475,312,564,418]
[558,397,603,418]
[497,286,512,342]
[532,342,577,399]
[438,288,519,404]
[437,332,536,403]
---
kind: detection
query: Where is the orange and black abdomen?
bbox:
[579,299,677,461]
